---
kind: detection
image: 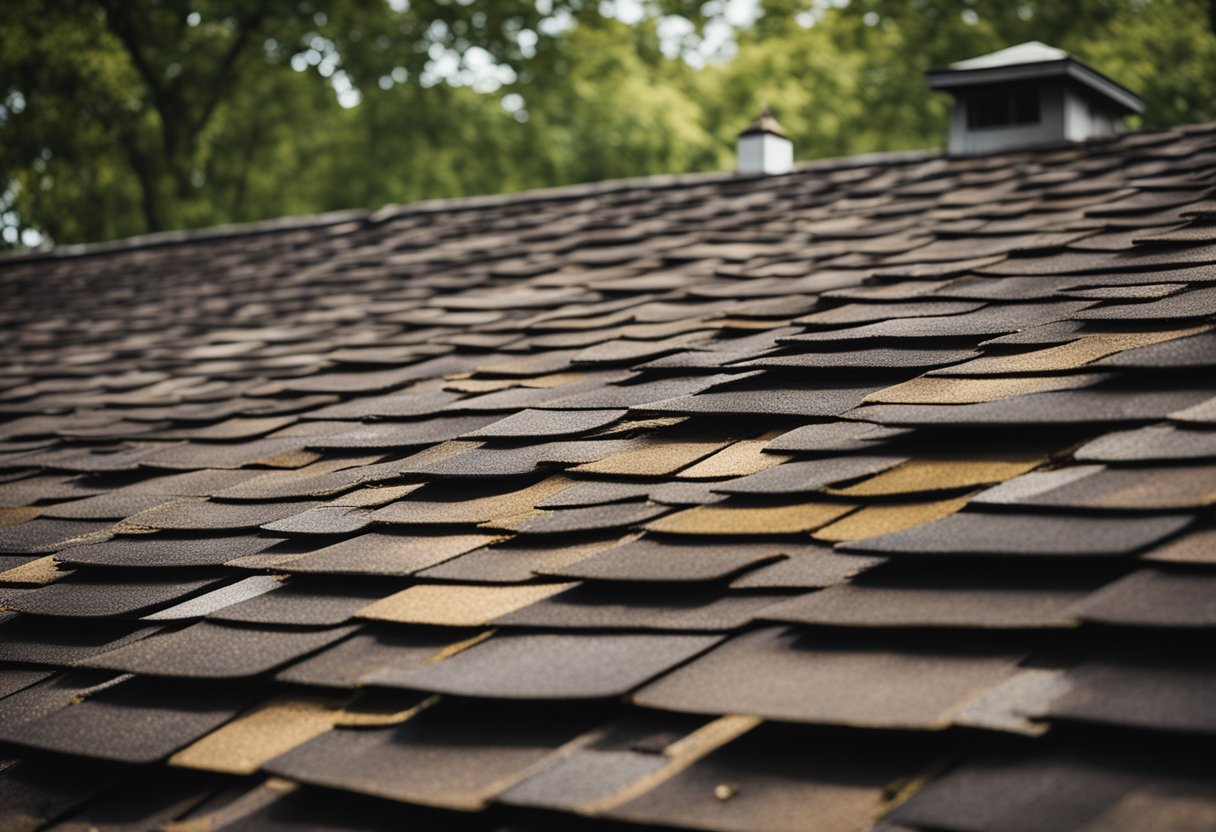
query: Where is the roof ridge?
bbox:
[0,208,370,266]
[1,147,938,265]
[7,115,1211,264]
[375,148,937,219]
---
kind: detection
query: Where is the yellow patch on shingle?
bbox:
[332,697,436,727]
[0,507,40,528]
[0,555,67,586]
[648,502,855,536]
[829,457,1043,497]
[676,433,791,480]
[932,326,1207,375]
[814,496,971,542]
[572,440,731,478]
[170,696,343,775]
[865,373,1106,405]
[357,582,577,626]
[523,372,589,388]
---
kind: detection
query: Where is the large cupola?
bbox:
[927,41,1144,156]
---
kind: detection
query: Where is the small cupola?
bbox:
[737,107,793,176]
[927,41,1144,156]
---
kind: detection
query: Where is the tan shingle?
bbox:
[356,581,576,626]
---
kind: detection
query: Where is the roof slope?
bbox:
[1,124,1215,831]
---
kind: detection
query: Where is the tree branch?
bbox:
[95,0,166,109]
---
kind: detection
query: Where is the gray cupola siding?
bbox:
[928,42,1144,156]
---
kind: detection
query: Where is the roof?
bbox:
[928,41,1145,114]
[1,122,1215,831]
[738,107,788,138]
[949,41,1070,71]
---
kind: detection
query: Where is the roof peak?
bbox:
[739,106,788,138]
[929,40,1142,114]
[950,41,1070,71]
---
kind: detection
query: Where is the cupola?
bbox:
[927,41,1144,156]
[736,107,794,176]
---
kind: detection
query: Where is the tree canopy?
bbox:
[2,0,1214,247]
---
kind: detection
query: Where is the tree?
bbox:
[1,0,647,244]
[697,0,1216,164]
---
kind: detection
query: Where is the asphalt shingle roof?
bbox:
[1,123,1216,830]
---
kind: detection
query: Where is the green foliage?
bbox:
[1,0,1212,247]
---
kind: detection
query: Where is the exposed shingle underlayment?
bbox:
[1,124,1216,830]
